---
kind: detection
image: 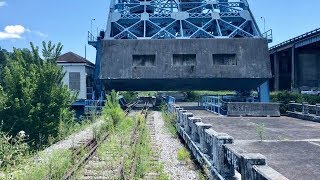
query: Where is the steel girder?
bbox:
[106,0,262,39]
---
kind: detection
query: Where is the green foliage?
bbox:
[177,147,191,162]
[185,91,236,102]
[161,105,178,137]
[121,91,137,103]
[0,130,29,170]
[102,90,125,128]
[0,42,75,148]
[6,149,73,179]
[256,123,266,142]
[41,41,63,62]
[271,91,320,114]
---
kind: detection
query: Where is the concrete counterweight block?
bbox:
[189,117,202,142]
[302,102,309,115]
[213,134,234,177]
[197,124,212,153]
[182,113,194,135]
[241,153,266,180]
[316,104,320,116]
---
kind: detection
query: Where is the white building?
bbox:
[57,52,95,100]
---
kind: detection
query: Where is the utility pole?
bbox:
[261,17,266,33]
[91,18,96,35]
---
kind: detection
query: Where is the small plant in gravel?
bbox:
[256,123,266,142]
[161,104,178,137]
[177,147,191,163]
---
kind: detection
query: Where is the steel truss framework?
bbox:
[106,0,262,39]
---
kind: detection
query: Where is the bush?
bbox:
[102,90,126,129]
[271,91,320,114]
[121,91,137,103]
[0,42,75,148]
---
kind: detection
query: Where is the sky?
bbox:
[0,0,320,63]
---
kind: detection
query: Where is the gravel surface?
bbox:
[42,120,102,155]
[152,112,200,180]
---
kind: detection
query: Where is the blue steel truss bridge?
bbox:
[106,0,262,39]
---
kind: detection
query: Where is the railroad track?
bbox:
[144,115,162,180]
[63,101,150,180]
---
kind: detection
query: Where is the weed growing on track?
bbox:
[160,103,178,138]
[177,147,191,162]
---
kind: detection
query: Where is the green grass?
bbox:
[177,147,191,162]
[4,149,74,179]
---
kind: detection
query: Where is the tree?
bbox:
[0,42,75,148]
[41,41,63,62]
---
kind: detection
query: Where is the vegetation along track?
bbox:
[63,102,150,180]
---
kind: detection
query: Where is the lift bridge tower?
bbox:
[89,0,271,102]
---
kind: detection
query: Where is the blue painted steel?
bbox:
[106,0,262,39]
[199,96,227,115]
[88,31,103,100]
[84,100,106,115]
[167,96,176,104]
[258,81,270,103]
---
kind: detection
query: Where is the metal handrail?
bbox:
[88,31,96,42]
[269,28,320,50]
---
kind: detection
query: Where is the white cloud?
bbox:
[0,25,27,40]
[0,32,20,39]
[0,1,7,7]
[5,25,26,34]
[34,31,48,38]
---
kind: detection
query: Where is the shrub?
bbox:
[0,42,75,148]
[271,91,320,114]
[102,90,126,129]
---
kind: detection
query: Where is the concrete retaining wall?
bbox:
[168,103,288,180]
[227,102,280,117]
[287,102,320,122]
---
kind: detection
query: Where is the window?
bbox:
[212,54,237,65]
[69,72,80,91]
[173,54,196,66]
[133,55,155,67]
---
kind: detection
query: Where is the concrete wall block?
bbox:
[316,104,320,116]
[178,109,187,127]
[253,165,289,180]
[241,153,266,180]
[183,112,194,135]
[197,124,212,154]
[224,144,246,174]
[302,102,309,115]
[215,134,234,177]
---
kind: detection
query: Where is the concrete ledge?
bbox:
[169,103,287,180]
[253,165,289,180]
[287,111,320,123]
[227,102,280,117]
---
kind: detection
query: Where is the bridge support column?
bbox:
[259,81,270,103]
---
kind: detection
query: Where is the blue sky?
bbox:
[0,0,319,63]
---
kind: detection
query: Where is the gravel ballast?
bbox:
[152,111,201,180]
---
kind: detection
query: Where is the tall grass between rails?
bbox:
[124,114,169,179]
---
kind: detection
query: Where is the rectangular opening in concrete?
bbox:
[173,54,196,66]
[133,55,156,67]
[212,54,237,65]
